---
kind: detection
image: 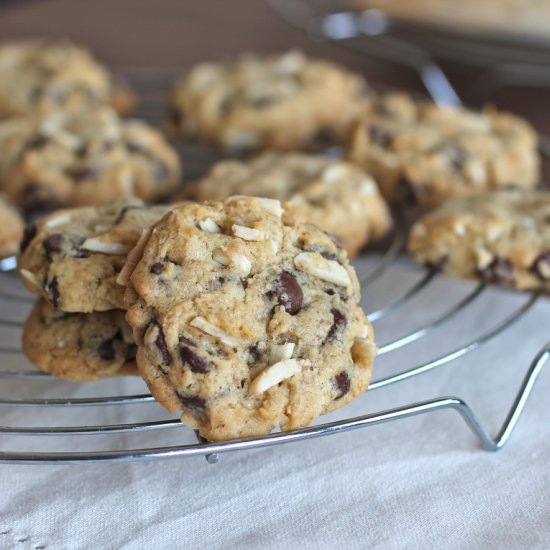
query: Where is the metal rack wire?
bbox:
[267,0,550,102]
[0,65,548,465]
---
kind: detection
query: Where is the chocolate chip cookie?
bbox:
[23,299,137,381]
[408,188,550,291]
[0,108,181,214]
[0,194,23,257]
[346,93,539,208]
[124,196,377,441]
[185,153,392,257]
[0,39,133,120]
[18,198,176,312]
[169,50,370,152]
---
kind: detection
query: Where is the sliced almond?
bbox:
[213,249,229,266]
[190,316,238,349]
[20,269,41,292]
[268,342,295,364]
[321,164,347,183]
[116,228,152,286]
[294,252,351,288]
[226,196,283,218]
[232,224,268,241]
[44,213,72,228]
[199,219,221,233]
[249,358,309,395]
[474,244,493,270]
[81,238,132,255]
[232,253,252,275]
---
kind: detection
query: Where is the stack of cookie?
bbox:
[0,40,182,229]
[19,196,378,441]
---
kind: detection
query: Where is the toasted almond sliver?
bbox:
[116,228,152,286]
[294,252,351,288]
[81,238,132,255]
[20,269,41,291]
[190,316,238,349]
[212,248,229,266]
[268,343,295,364]
[474,244,493,270]
[199,219,221,233]
[232,224,269,241]
[227,196,283,218]
[44,213,72,228]
[232,253,252,275]
[249,358,309,395]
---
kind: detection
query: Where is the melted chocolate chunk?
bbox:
[46,277,60,308]
[42,233,64,259]
[334,371,351,399]
[151,160,170,182]
[20,184,60,215]
[178,394,206,410]
[179,342,212,373]
[425,257,448,272]
[247,343,261,364]
[168,106,182,126]
[532,251,550,281]
[369,124,392,148]
[26,135,49,150]
[271,272,303,315]
[326,309,347,342]
[320,250,339,262]
[443,144,468,172]
[69,166,99,182]
[252,96,277,109]
[150,262,164,275]
[20,223,37,253]
[154,324,171,366]
[477,257,514,284]
[97,338,116,361]
[126,142,144,154]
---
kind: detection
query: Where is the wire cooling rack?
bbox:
[267,0,550,101]
[0,67,548,465]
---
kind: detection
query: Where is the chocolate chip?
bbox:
[252,96,277,108]
[425,257,448,272]
[443,144,468,172]
[20,184,60,215]
[126,142,144,154]
[46,277,60,308]
[320,250,339,262]
[334,371,351,399]
[154,324,171,366]
[271,271,303,315]
[26,135,49,150]
[69,166,99,181]
[19,223,37,253]
[168,106,182,126]
[151,160,170,182]
[150,262,164,274]
[179,342,212,373]
[42,233,64,259]
[177,394,206,410]
[311,128,334,148]
[326,309,347,342]
[478,257,514,284]
[113,205,145,225]
[248,343,261,364]
[369,124,392,148]
[97,339,116,361]
[532,251,550,281]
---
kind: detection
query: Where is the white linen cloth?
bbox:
[0,258,549,549]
